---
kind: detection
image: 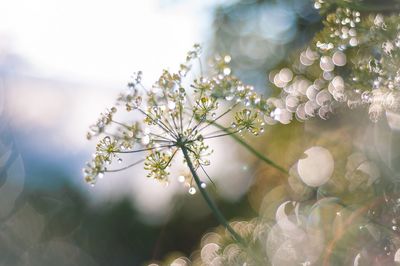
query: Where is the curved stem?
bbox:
[180,145,245,244]
[213,122,288,174]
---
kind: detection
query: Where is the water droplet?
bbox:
[297,146,334,187]
[117,158,123,164]
[332,51,347,66]
[200,182,207,188]
[224,55,231,63]
[276,109,292,124]
[300,52,314,66]
[304,101,319,117]
[316,89,332,106]
[318,106,330,120]
[104,136,111,144]
[285,95,299,112]
[167,101,176,110]
[323,71,334,81]
[141,135,151,145]
[320,56,335,72]
[306,85,319,101]
[178,175,185,183]
[295,103,307,121]
[189,187,196,195]
[223,67,231,76]
[273,73,287,88]
[349,37,358,47]
[279,68,293,83]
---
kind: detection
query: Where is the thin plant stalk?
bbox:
[212,122,288,174]
[180,145,245,244]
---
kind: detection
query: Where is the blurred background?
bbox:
[0,0,322,265]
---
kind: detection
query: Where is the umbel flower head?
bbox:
[83,44,267,189]
[267,1,400,124]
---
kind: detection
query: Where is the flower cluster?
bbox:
[266,2,400,124]
[83,45,266,189]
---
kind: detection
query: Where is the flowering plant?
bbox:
[84,0,400,264]
[83,45,282,243]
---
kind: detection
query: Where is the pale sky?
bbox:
[0,0,251,223]
[0,0,225,83]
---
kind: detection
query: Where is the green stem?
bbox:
[213,122,288,174]
[180,145,245,244]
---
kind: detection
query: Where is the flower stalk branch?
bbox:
[180,143,245,244]
[212,122,288,174]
